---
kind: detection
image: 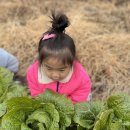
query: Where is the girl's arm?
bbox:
[26,68,42,97]
[68,78,91,103]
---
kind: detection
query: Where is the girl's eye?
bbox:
[46,67,52,70]
[59,69,65,72]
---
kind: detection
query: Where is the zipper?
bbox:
[56,81,59,92]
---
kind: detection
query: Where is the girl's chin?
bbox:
[52,78,62,82]
[53,79,59,81]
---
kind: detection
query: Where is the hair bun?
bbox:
[51,12,70,33]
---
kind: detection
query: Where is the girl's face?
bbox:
[42,57,71,81]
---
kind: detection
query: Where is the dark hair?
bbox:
[38,12,76,66]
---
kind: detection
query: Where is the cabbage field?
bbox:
[0,0,130,103]
[1,67,130,130]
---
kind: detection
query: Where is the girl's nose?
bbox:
[52,72,60,80]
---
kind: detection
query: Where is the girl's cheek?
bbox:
[44,69,50,76]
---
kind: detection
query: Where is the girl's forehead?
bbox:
[43,57,69,68]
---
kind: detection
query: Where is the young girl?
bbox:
[26,12,91,103]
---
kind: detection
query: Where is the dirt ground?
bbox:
[0,0,130,100]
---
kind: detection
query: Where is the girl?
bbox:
[26,12,91,103]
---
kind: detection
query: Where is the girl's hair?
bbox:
[38,12,76,66]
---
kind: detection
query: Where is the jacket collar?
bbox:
[38,66,73,84]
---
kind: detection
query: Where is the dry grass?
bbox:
[0,0,130,100]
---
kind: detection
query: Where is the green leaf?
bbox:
[38,123,45,130]
[0,67,13,102]
[37,89,74,128]
[74,101,103,129]
[77,125,86,130]
[60,111,72,127]
[5,84,29,100]
[93,109,113,130]
[42,103,59,130]
[0,67,13,89]
[0,102,6,117]
[1,108,26,130]
[107,112,123,130]
[122,121,130,130]
[26,103,59,130]
[6,97,41,111]
[107,93,130,121]
[1,106,35,130]
[109,121,122,130]
[26,110,50,129]
[21,123,32,130]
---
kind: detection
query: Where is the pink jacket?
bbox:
[26,60,91,103]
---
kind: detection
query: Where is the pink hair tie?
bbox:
[42,33,56,40]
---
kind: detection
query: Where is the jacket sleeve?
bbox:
[26,67,42,97]
[68,77,92,103]
[0,48,19,73]
[7,54,19,73]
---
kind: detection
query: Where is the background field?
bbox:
[0,0,130,100]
